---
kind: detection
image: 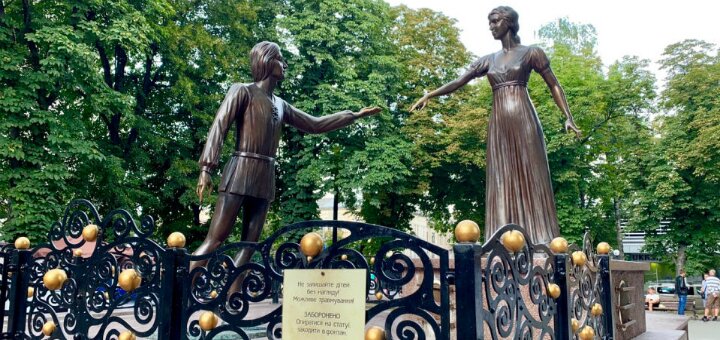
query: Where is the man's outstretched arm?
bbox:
[283,101,380,134]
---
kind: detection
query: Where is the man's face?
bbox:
[270,53,287,80]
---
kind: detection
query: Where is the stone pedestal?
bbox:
[610,260,650,340]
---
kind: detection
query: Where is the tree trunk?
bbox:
[676,244,687,276]
[192,203,201,226]
[332,190,339,221]
[613,198,625,258]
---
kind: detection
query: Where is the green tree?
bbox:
[0,0,278,244]
[531,19,658,247]
[273,0,407,229]
[0,0,127,241]
[392,6,485,233]
[629,40,720,273]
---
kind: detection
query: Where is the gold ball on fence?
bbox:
[591,303,603,316]
[370,257,376,265]
[572,251,588,267]
[210,290,218,299]
[41,321,56,336]
[118,331,136,340]
[167,232,186,248]
[82,224,99,242]
[14,237,30,250]
[596,242,611,255]
[118,269,142,292]
[365,326,386,340]
[199,311,219,331]
[341,254,348,261]
[579,326,595,340]
[27,287,34,298]
[43,268,68,291]
[502,230,525,253]
[454,220,480,243]
[375,292,383,300]
[300,232,324,257]
[73,249,83,257]
[571,318,579,333]
[549,237,569,253]
[547,283,561,299]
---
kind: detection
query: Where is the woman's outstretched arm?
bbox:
[410,57,488,111]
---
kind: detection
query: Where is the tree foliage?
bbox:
[0,0,277,243]
[628,40,720,273]
[0,0,717,272]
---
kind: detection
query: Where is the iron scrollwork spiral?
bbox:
[185,220,451,340]
[479,224,557,340]
[24,199,167,339]
[567,232,608,339]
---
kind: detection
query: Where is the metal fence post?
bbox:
[553,253,571,340]
[6,249,31,338]
[598,255,615,340]
[158,247,190,340]
[453,243,483,340]
[0,249,10,335]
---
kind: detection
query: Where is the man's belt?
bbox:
[234,151,275,162]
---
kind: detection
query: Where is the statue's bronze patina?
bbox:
[195,41,380,266]
[411,6,580,245]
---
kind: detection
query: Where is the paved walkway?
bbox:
[637,311,720,340]
[688,318,720,340]
[635,311,688,340]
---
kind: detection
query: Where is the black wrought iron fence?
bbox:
[0,243,12,334]
[0,200,615,340]
[454,224,615,340]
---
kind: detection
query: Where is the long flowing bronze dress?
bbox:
[473,45,560,244]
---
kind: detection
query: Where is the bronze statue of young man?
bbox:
[194,41,380,266]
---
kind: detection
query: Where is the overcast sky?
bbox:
[385,0,720,81]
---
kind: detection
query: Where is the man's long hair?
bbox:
[250,41,281,82]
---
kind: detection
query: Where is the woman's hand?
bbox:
[196,171,213,204]
[410,95,430,112]
[564,118,581,138]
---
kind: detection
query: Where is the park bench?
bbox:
[651,299,702,318]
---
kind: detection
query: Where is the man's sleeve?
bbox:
[282,101,356,134]
[198,84,247,171]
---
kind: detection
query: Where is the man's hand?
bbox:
[196,171,213,204]
[355,107,382,118]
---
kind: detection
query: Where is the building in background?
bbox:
[620,221,670,262]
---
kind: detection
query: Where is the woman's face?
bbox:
[489,13,509,40]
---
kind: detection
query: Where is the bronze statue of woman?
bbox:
[195,41,380,269]
[411,6,580,245]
